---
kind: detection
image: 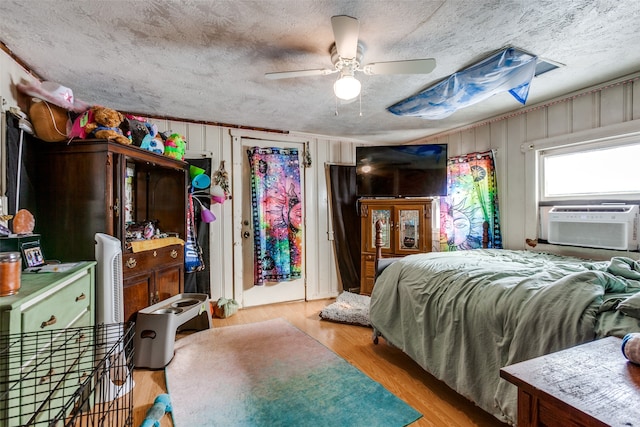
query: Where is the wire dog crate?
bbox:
[0,323,134,427]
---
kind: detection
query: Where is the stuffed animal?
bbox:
[622,332,640,365]
[68,108,95,140]
[124,115,158,146]
[140,393,172,427]
[84,106,131,145]
[164,133,186,160]
[140,134,164,155]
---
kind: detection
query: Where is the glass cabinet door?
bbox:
[124,162,136,225]
[370,208,391,250]
[398,208,420,250]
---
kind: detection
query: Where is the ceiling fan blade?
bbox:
[331,15,359,59]
[265,68,335,80]
[363,59,436,75]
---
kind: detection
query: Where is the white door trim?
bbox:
[231,133,310,308]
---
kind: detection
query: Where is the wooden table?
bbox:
[500,337,640,426]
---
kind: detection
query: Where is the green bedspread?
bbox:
[369,249,640,425]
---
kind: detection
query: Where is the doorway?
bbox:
[232,136,306,307]
[184,156,212,295]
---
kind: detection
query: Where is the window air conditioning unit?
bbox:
[547,205,639,251]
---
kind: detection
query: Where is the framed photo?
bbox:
[21,240,46,268]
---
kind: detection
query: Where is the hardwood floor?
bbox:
[132,299,507,426]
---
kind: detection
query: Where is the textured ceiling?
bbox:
[1,0,639,143]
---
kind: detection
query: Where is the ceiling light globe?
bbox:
[334,76,361,101]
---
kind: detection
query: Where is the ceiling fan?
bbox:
[265,15,436,101]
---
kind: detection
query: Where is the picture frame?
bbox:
[21,240,46,268]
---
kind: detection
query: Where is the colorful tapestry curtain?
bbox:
[439,150,502,251]
[247,147,303,286]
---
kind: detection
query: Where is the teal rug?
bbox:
[165,318,421,426]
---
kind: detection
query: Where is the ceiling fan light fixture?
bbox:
[333,75,361,100]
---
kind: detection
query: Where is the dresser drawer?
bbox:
[123,244,183,273]
[17,325,94,426]
[19,349,72,421]
[69,309,92,329]
[21,272,92,333]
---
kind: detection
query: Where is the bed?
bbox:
[369,248,640,425]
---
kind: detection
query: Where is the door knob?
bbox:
[243,231,251,239]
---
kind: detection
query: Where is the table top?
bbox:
[0,261,95,311]
[501,337,640,425]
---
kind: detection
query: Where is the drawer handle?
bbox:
[76,293,86,302]
[41,315,57,328]
[170,250,178,259]
[153,250,157,257]
[40,368,55,384]
[126,258,137,268]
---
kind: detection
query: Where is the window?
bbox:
[539,139,640,202]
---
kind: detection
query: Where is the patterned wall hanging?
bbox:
[439,150,502,251]
[247,147,303,286]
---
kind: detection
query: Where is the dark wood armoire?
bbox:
[25,138,188,322]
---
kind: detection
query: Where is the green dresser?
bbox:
[0,262,96,426]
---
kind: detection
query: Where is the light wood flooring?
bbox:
[132,298,507,426]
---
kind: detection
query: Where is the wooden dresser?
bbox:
[359,198,432,295]
[500,337,640,426]
[25,139,188,322]
[0,262,96,425]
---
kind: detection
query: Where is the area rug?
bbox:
[165,318,421,427]
[319,291,371,327]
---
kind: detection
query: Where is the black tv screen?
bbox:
[356,144,448,197]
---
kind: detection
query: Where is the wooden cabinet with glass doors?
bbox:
[359,198,433,295]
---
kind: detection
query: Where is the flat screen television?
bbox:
[356,144,448,197]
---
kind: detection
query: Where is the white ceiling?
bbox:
[1,0,639,143]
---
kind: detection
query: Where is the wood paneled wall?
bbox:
[2,48,639,302]
[0,47,36,213]
[0,49,362,303]
[134,119,363,303]
[413,74,640,250]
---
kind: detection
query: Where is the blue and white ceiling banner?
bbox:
[388,47,537,120]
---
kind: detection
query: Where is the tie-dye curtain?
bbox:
[439,150,502,251]
[247,147,303,286]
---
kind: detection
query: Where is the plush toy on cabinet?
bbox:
[124,115,159,146]
[84,106,131,145]
[140,134,165,155]
[68,108,95,140]
[164,133,186,160]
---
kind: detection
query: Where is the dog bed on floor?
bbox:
[319,291,371,327]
